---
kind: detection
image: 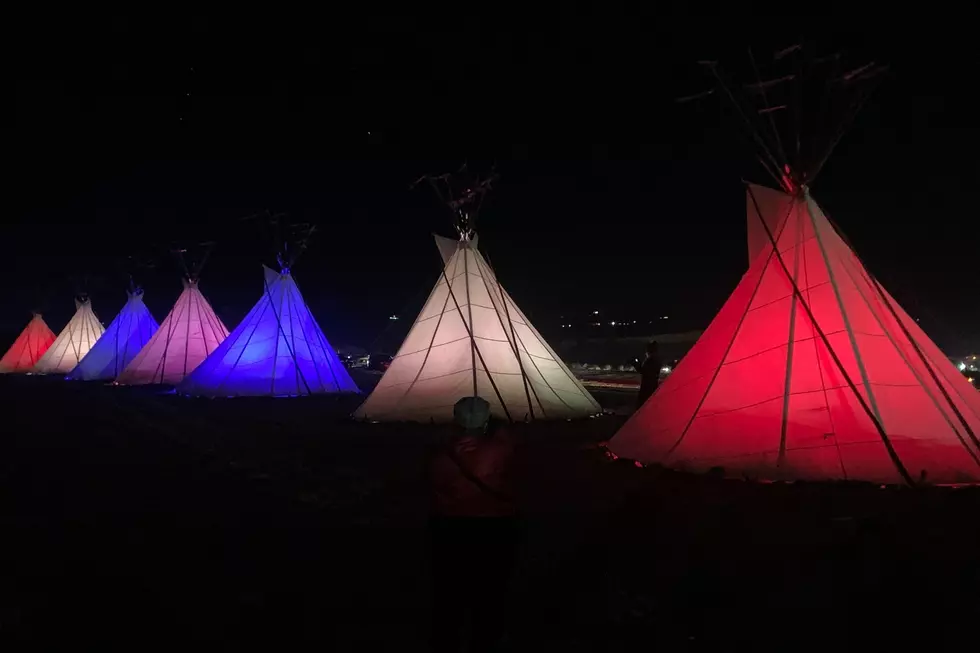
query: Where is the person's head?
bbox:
[646,340,659,356]
[453,396,491,436]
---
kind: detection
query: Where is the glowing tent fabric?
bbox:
[0,314,56,373]
[32,299,105,374]
[354,234,601,422]
[116,280,228,385]
[611,185,980,485]
[68,290,159,381]
[180,267,358,397]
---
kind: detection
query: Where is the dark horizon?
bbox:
[7,15,978,354]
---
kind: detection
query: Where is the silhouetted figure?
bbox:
[427,396,520,653]
[634,340,661,409]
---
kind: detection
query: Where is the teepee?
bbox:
[32,298,105,374]
[180,266,358,397]
[354,233,601,422]
[69,288,159,381]
[0,314,56,372]
[116,279,229,385]
[610,183,980,485]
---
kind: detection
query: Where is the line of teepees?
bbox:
[2,43,978,487]
[1,172,602,421]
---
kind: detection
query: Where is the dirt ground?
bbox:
[2,375,978,650]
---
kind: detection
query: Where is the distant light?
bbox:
[661,316,669,320]
[959,362,968,371]
[592,322,600,326]
[968,377,975,385]
[632,320,637,324]
[593,310,599,315]
[610,321,617,326]
[660,366,672,374]
[389,315,399,320]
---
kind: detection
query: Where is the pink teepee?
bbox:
[116,279,229,385]
[611,184,980,485]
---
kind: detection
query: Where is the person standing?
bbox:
[427,396,520,653]
[634,340,662,409]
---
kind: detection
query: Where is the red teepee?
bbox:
[611,184,980,485]
[0,314,57,373]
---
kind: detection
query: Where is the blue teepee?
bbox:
[68,290,158,381]
[179,266,359,397]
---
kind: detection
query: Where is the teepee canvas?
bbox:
[610,184,980,485]
[0,314,57,373]
[354,234,600,422]
[32,298,105,374]
[116,279,229,385]
[180,266,358,397]
[69,289,159,381]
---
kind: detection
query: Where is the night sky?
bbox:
[7,14,979,355]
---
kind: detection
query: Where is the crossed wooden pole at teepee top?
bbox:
[679,43,888,194]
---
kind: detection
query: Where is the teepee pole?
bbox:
[663,244,779,462]
[263,273,312,396]
[777,203,803,464]
[477,254,538,420]
[154,290,182,383]
[747,186,914,485]
[821,208,980,454]
[213,286,274,395]
[870,275,980,453]
[183,288,196,378]
[833,254,980,468]
[439,255,512,422]
[285,282,302,393]
[463,241,478,396]
[290,275,346,393]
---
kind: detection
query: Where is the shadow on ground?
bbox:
[2,375,978,650]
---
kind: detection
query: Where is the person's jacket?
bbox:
[638,355,661,404]
[429,429,517,518]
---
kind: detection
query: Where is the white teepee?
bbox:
[32,298,105,374]
[354,233,600,422]
[116,279,229,385]
[69,289,159,381]
[180,266,359,397]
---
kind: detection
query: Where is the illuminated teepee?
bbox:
[69,288,159,381]
[180,265,358,397]
[354,233,600,422]
[0,314,56,373]
[610,184,980,484]
[614,49,980,484]
[116,279,228,385]
[32,297,105,374]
